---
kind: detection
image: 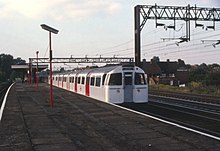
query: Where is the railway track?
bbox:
[149,90,220,104]
[120,94,220,138]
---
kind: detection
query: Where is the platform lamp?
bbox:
[36,51,39,93]
[40,24,59,107]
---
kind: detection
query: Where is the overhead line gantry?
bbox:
[134,4,220,67]
[29,57,134,64]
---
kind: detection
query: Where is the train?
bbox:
[50,65,148,104]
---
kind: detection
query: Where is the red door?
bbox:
[62,76,64,88]
[85,76,90,96]
[75,76,77,92]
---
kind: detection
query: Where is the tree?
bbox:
[0,53,26,82]
[205,72,220,86]
[0,54,14,81]
[189,63,220,86]
[152,56,160,62]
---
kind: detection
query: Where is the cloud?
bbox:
[0,0,121,20]
[48,0,122,20]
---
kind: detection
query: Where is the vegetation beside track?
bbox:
[149,83,220,97]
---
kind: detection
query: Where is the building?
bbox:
[141,58,189,86]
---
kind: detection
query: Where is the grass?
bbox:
[149,83,220,97]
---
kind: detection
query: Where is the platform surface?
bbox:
[0,83,219,151]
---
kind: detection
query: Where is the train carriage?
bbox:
[51,65,148,104]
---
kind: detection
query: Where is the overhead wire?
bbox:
[83,20,220,63]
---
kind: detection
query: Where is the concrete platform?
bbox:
[0,83,219,151]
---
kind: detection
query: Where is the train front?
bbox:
[105,66,148,104]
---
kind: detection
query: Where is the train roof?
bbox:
[52,65,141,76]
[89,66,119,74]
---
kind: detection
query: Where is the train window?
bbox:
[78,76,81,84]
[81,77,85,84]
[71,77,74,83]
[63,77,66,82]
[95,77,101,87]
[135,73,146,85]
[90,77,95,86]
[108,73,122,85]
[102,74,106,85]
[56,77,58,81]
[124,72,133,85]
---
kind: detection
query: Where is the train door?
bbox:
[123,72,133,102]
[66,76,69,90]
[85,72,92,96]
[61,76,64,88]
[75,76,78,92]
[85,76,90,96]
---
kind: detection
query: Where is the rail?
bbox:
[120,94,220,140]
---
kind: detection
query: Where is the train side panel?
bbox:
[88,74,105,101]
[104,72,124,104]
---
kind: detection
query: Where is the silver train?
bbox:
[50,65,148,104]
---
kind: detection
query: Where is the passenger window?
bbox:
[108,73,122,85]
[78,77,81,84]
[81,77,85,84]
[102,74,106,85]
[72,77,74,83]
[124,72,133,85]
[90,77,95,86]
[95,77,101,87]
[135,73,146,85]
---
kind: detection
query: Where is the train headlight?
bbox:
[137,89,140,92]
[117,89,120,93]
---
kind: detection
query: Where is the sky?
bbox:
[0,0,220,68]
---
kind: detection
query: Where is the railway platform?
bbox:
[0,83,219,151]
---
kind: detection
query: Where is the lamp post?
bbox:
[36,51,39,92]
[41,24,59,107]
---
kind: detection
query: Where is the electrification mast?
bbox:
[134,4,220,67]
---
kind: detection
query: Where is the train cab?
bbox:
[104,66,148,103]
